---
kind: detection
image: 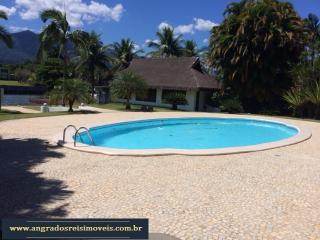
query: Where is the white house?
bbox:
[116,57,221,111]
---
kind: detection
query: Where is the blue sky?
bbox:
[1,0,319,51]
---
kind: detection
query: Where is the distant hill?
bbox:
[0,30,40,64]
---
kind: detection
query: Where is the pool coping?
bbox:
[55,116,312,156]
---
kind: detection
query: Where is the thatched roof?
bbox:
[124,57,220,90]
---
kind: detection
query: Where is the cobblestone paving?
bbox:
[0,112,319,239]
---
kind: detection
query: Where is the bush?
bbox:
[283,87,306,117]
[163,92,188,110]
[220,98,244,113]
[50,78,90,112]
[110,71,148,110]
[211,91,222,107]
[15,68,32,83]
[283,81,320,119]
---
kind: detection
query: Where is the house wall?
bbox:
[114,88,197,111]
[198,90,213,111]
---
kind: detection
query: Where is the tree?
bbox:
[76,31,110,97]
[38,9,86,66]
[0,10,13,48]
[111,38,142,70]
[110,71,148,110]
[35,58,65,90]
[304,14,320,65]
[15,68,32,83]
[49,78,89,112]
[183,40,199,57]
[209,0,306,112]
[163,92,188,110]
[148,27,183,57]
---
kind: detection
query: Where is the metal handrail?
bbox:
[62,125,77,143]
[74,127,95,146]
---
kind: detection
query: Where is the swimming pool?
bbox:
[75,117,300,151]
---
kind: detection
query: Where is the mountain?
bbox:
[0,30,39,64]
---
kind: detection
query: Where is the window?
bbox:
[162,89,186,101]
[136,88,157,102]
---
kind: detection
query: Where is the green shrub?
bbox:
[110,71,148,110]
[284,81,320,119]
[220,98,244,113]
[163,92,188,110]
[305,81,320,118]
[283,87,306,117]
[50,78,90,112]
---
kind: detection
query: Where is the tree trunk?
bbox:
[68,99,74,112]
[125,98,131,110]
[172,103,177,110]
[91,67,95,98]
[62,51,68,107]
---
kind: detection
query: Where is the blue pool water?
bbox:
[76,118,298,150]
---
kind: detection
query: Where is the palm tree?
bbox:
[110,71,148,110]
[38,9,85,63]
[283,87,305,117]
[111,38,143,70]
[76,32,110,97]
[148,27,183,57]
[304,14,320,65]
[50,78,89,112]
[38,9,87,106]
[209,0,306,112]
[0,10,13,48]
[38,9,70,62]
[183,40,199,57]
[305,80,320,117]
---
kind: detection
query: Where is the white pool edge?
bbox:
[54,116,312,156]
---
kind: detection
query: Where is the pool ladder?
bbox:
[63,125,95,146]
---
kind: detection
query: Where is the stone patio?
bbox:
[0,112,319,239]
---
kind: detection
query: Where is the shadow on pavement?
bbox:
[0,138,72,218]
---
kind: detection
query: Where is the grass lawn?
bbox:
[90,102,178,112]
[0,109,99,122]
[23,105,41,111]
[0,80,30,87]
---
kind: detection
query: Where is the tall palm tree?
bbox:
[38,9,70,61]
[0,10,13,48]
[304,13,320,65]
[111,38,142,70]
[38,9,85,63]
[77,32,110,97]
[209,0,305,111]
[38,9,86,105]
[148,27,183,57]
[183,40,199,57]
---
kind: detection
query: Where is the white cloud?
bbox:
[0,5,16,16]
[157,18,217,36]
[174,24,194,35]
[203,38,208,43]
[145,39,152,44]
[13,0,124,27]
[133,43,140,51]
[144,39,160,46]
[158,21,173,30]
[9,25,36,33]
[193,18,219,31]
